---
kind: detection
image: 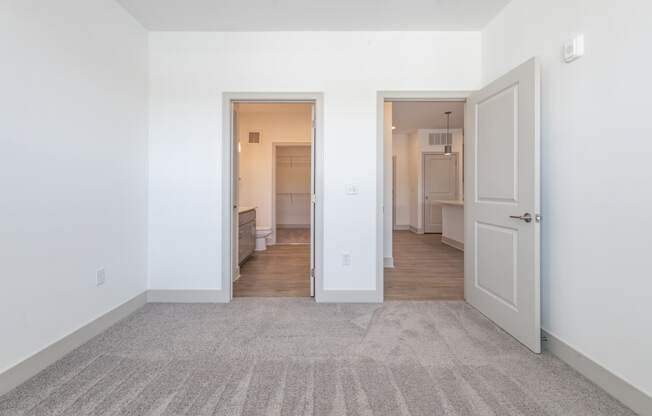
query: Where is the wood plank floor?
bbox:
[234,231,462,300]
[384,231,464,300]
[234,244,310,297]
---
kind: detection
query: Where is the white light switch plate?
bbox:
[345,184,358,195]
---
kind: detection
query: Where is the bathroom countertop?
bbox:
[238,206,256,214]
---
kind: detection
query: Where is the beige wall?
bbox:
[237,104,312,232]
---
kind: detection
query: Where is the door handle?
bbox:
[509,212,532,223]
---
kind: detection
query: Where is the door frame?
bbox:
[422,152,459,234]
[271,142,312,245]
[377,91,471,301]
[222,92,324,302]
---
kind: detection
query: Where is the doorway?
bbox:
[378,57,542,353]
[273,144,312,245]
[222,93,324,301]
[384,99,466,300]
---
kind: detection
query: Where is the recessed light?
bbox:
[392,126,397,130]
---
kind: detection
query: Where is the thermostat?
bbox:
[563,34,584,63]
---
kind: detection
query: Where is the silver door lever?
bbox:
[509,213,532,223]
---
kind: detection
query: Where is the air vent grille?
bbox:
[248,131,261,144]
[429,132,452,146]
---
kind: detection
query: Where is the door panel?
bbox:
[477,86,519,203]
[424,154,457,233]
[465,57,541,353]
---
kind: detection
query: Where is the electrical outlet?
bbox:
[96,268,106,286]
[342,252,352,267]
[345,184,358,195]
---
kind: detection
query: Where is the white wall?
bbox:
[236,106,312,230]
[392,134,410,227]
[484,0,652,396]
[0,0,148,373]
[408,131,420,229]
[148,32,481,293]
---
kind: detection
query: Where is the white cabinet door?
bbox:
[465,58,541,353]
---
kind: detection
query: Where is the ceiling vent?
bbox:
[248,131,261,144]
[429,132,452,146]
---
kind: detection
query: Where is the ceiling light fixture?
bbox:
[392,125,396,130]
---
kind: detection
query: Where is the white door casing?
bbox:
[464,58,541,353]
[310,104,316,297]
[231,103,240,294]
[423,153,457,233]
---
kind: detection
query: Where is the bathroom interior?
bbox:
[233,102,313,297]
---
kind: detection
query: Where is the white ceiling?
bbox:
[392,101,464,134]
[115,0,511,31]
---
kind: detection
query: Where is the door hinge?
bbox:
[310,268,315,278]
[311,194,316,204]
[312,119,316,129]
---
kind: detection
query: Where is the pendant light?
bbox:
[444,111,453,155]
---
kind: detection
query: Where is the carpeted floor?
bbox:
[0,299,635,416]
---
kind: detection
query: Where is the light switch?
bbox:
[345,184,358,195]
[563,34,584,63]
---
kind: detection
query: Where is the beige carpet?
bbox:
[0,299,636,416]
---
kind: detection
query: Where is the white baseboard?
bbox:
[393,225,409,231]
[0,291,147,396]
[383,257,394,268]
[543,329,652,416]
[317,290,382,303]
[441,236,464,251]
[409,226,423,234]
[147,289,229,303]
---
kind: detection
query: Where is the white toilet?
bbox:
[255,227,272,251]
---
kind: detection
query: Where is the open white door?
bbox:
[309,104,316,297]
[465,58,541,352]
